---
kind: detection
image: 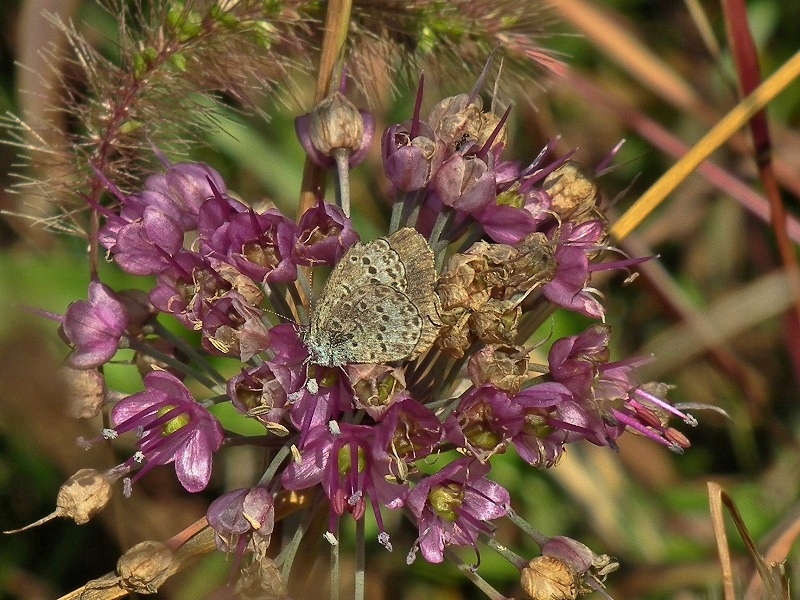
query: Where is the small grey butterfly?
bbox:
[305,228,441,367]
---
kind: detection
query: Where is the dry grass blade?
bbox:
[547,0,702,110]
[561,68,800,244]
[707,482,789,600]
[721,0,800,370]
[640,270,793,378]
[610,49,800,242]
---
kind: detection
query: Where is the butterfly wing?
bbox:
[306,228,441,366]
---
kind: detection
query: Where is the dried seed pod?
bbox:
[5,469,113,533]
[234,557,290,600]
[62,367,106,419]
[520,556,578,600]
[467,344,529,394]
[117,540,173,594]
[543,162,599,223]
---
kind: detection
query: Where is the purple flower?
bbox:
[260,324,352,443]
[548,324,611,396]
[294,199,359,266]
[111,371,224,492]
[149,251,227,327]
[227,363,290,426]
[200,200,298,284]
[282,423,406,543]
[513,382,573,466]
[140,162,227,231]
[111,206,185,276]
[474,202,538,245]
[543,220,606,318]
[197,191,249,245]
[434,153,497,213]
[381,76,445,192]
[445,385,523,462]
[288,377,351,448]
[374,397,444,478]
[197,293,271,358]
[61,280,128,369]
[382,121,445,192]
[543,325,693,450]
[265,323,311,368]
[207,487,274,554]
[407,458,509,563]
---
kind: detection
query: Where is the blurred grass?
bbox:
[1,1,800,599]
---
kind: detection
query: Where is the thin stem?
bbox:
[277,493,323,582]
[389,192,405,233]
[427,209,452,258]
[505,508,548,549]
[333,148,351,217]
[483,537,527,570]
[354,517,365,600]
[298,0,354,216]
[126,337,223,394]
[443,549,507,600]
[330,519,340,600]
[149,321,228,385]
[256,443,292,487]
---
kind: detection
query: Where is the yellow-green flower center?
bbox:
[428,483,464,522]
[157,405,190,436]
[337,445,366,475]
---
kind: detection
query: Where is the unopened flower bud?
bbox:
[311,92,364,153]
[117,540,173,593]
[4,469,114,534]
[207,487,275,553]
[434,153,497,213]
[381,122,445,191]
[296,92,375,168]
[520,556,578,600]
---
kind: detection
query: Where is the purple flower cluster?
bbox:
[59,77,694,582]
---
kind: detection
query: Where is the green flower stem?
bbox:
[354,516,365,600]
[483,536,527,571]
[333,148,351,217]
[276,491,324,583]
[150,321,228,386]
[443,549,506,600]
[257,443,292,487]
[505,508,549,549]
[331,518,341,600]
[126,336,224,394]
